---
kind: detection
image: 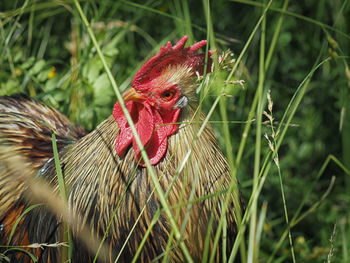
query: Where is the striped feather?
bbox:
[0,95,86,215]
[0,96,240,262]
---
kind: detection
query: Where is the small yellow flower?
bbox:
[263,222,272,233]
[15,68,22,76]
[296,235,306,245]
[48,66,56,79]
[282,248,289,255]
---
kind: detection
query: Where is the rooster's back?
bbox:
[0,95,87,261]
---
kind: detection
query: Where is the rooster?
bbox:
[0,36,241,262]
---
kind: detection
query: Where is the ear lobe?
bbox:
[174,96,188,108]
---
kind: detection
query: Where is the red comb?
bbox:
[131,35,212,91]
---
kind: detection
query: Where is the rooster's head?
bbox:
[113,35,212,166]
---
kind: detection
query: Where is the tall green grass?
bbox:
[1,0,350,262]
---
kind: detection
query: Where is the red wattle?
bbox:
[113,101,180,166]
[113,102,134,156]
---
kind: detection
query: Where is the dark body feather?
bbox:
[0,96,239,262]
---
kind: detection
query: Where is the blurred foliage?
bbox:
[1,0,350,262]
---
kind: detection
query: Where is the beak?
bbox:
[122,87,146,102]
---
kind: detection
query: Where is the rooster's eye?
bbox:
[161,90,175,101]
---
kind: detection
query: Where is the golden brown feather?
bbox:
[0,97,239,262]
[0,96,86,216]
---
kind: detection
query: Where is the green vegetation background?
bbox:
[1,0,350,262]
